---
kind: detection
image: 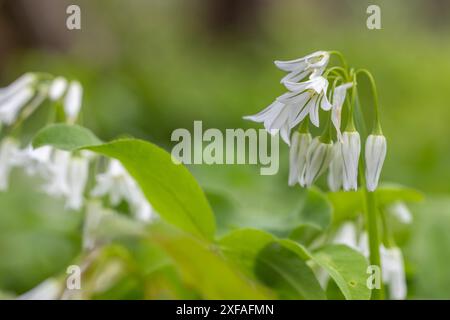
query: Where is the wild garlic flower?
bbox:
[380,246,407,300]
[48,76,68,101]
[274,51,330,83]
[83,200,110,250]
[341,131,360,191]
[91,159,154,222]
[0,73,36,125]
[327,143,343,192]
[288,131,311,186]
[304,137,333,187]
[66,156,90,210]
[244,76,331,144]
[13,145,53,177]
[387,202,412,224]
[365,134,387,191]
[331,83,353,141]
[0,138,21,191]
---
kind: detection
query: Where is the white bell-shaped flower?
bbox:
[327,142,343,191]
[341,131,360,191]
[64,81,83,124]
[304,137,333,187]
[48,76,68,101]
[288,131,312,186]
[331,83,353,141]
[66,156,89,210]
[365,134,387,191]
[0,138,21,191]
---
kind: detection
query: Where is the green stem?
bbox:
[356,69,382,134]
[329,50,348,70]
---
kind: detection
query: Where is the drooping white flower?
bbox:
[12,145,53,177]
[244,76,331,144]
[48,76,68,101]
[42,150,71,197]
[327,142,343,191]
[365,134,387,191]
[66,156,90,210]
[288,131,312,186]
[83,200,110,250]
[381,246,407,300]
[387,202,412,224]
[91,159,154,222]
[0,73,35,103]
[64,81,83,124]
[17,278,63,300]
[0,85,34,125]
[0,138,21,191]
[304,137,333,187]
[274,51,330,83]
[341,131,360,191]
[331,83,353,141]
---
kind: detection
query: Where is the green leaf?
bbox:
[32,124,216,240]
[254,242,325,300]
[312,244,370,300]
[150,224,273,299]
[33,124,102,151]
[297,187,332,231]
[220,229,325,300]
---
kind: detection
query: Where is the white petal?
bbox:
[328,143,343,191]
[49,77,68,101]
[64,81,83,123]
[0,86,34,125]
[365,135,387,191]
[341,132,360,191]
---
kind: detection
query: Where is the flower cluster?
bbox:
[0,73,155,246]
[245,51,387,192]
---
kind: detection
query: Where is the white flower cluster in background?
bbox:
[245,51,387,192]
[0,73,155,244]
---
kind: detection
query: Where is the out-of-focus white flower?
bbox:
[17,278,63,300]
[48,77,68,101]
[327,143,343,191]
[0,138,21,191]
[288,131,311,186]
[331,83,352,141]
[381,246,407,300]
[341,131,360,191]
[387,202,412,224]
[244,76,331,144]
[64,81,82,124]
[333,222,359,250]
[42,150,71,197]
[358,233,407,300]
[274,51,330,83]
[91,159,154,222]
[66,156,89,210]
[365,134,387,191]
[83,201,110,250]
[304,137,333,187]
[12,145,53,177]
[0,86,34,125]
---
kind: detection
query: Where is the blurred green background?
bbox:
[1,0,450,298]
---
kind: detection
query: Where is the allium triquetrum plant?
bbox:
[0,53,420,300]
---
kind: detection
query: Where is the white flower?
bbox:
[83,200,110,250]
[12,145,53,177]
[64,81,83,124]
[244,76,331,144]
[327,142,343,191]
[42,150,71,197]
[49,76,68,101]
[304,137,333,187]
[333,222,359,250]
[274,51,330,83]
[91,159,154,222]
[288,131,312,186]
[0,84,34,125]
[66,156,89,210]
[387,202,412,224]
[17,278,62,300]
[381,246,407,300]
[365,134,387,191]
[341,131,360,191]
[331,83,353,141]
[0,138,21,191]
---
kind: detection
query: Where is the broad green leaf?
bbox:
[150,224,273,299]
[32,124,216,240]
[33,124,102,151]
[220,229,325,300]
[254,242,325,300]
[312,244,370,300]
[298,187,332,230]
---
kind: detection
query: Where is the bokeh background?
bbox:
[1,0,450,298]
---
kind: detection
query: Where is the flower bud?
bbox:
[304,137,333,187]
[327,143,343,191]
[289,131,312,186]
[341,131,361,191]
[365,134,386,191]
